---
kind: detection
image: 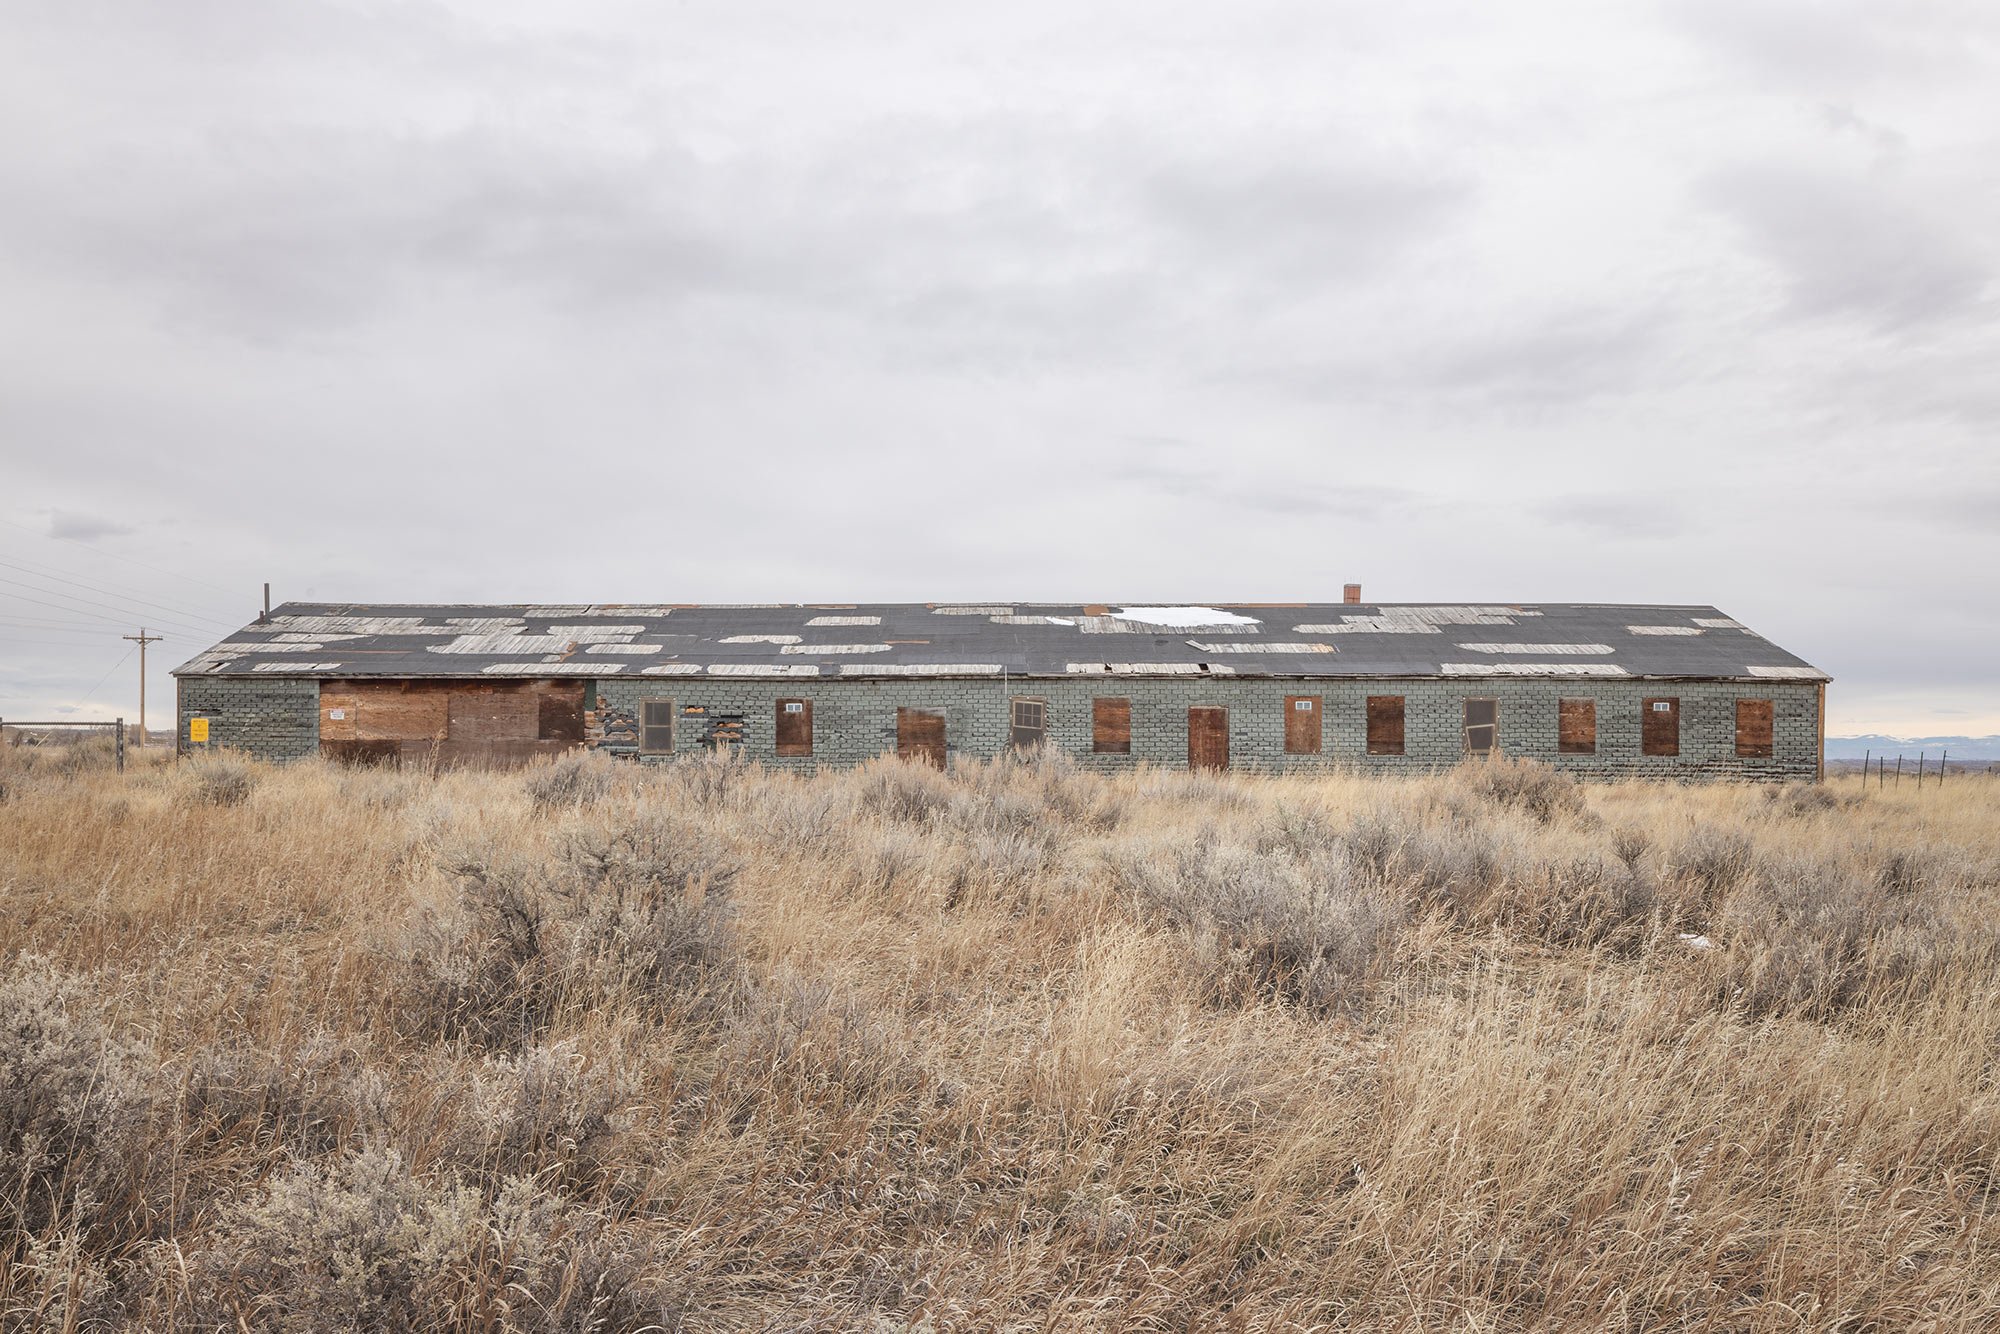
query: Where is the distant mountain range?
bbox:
[1826,735,2000,761]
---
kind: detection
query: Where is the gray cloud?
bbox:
[0,1,1996,733]
[1699,164,1989,332]
[46,510,137,542]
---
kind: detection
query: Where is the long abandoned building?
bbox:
[171,596,1829,780]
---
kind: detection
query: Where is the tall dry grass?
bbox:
[2,744,1998,1330]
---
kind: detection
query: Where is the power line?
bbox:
[0,580,225,640]
[0,514,243,598]
[0,554,240,629]
[74,646,137,710]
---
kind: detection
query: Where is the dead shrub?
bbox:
[178,756,255,808]
[1666,826,1756,906]
[1453,756,1587,824]
[522,751,616,814]
[398,816,740,1046]
[0,960,157,1244]
[188,1145,667,1333]
[854,756,956,824]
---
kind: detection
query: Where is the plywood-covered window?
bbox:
[1010,697,1047,749]
[1188,706,1229,771]
[775,698,813,757]
[1463,698,1498,756]
[1284,695,1321,754]
[896,707,947,768]
[1558,698,1596,754]
[640,698,674,754]
[1642,697,1680,757]
[1092,698,1131,754]
[1366,696,1405,756]
[1736,698,1774,758]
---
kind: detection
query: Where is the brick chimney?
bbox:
[1343,583,1362,604]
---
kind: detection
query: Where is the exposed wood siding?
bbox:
[1188,706,1229,771]
[1092,697,1131,754]
[896,707,947,767]
[1366,695,1405,755]
[317,679,582,768]
[1283,695,1321,754]
[1735,698,1774,758]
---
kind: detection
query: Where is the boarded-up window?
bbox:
[640,699,673,754]
[1558,698,1596,755]
[1736,699,1774,758]
[775,698,813,756]
[896,707,947,768]
[1642,697,1679,757]
[1366,696,1405,756]
[1188,706,1229,771]
[1284,696,1321,754]
[1092,698,1131,754]
[1463,698,1498,756]
[1010,697,1047,749]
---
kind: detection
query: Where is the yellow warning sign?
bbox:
[189,718,209,743]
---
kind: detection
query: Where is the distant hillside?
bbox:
[1826,735,2000,761]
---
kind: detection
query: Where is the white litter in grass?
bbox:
[1678,933,1715,951]
[1112,606,1261,628]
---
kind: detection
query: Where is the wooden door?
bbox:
[1284,695,1321,754]
[1188,706,1229,771]
[896,707,947,768]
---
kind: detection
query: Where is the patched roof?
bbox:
[171,602,1829,682]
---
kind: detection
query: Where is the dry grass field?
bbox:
[2,742,1998,1331]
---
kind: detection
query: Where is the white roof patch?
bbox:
[1441,663,1629,677]
[1188,641,1335,654]
[1457,643,1614,655]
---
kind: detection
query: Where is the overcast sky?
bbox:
[2,1,1995,736]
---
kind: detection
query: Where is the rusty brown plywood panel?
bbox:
[1283,695,1321,754]
[1188,706,1229,771]
[775,698,813,756]
[352,682,449,742]
[538,685,585,742]
[320,689,360,742]
[1366,696,1404,755]
[1642,697,1680,756]
[1092,697,1130,754]
[1558,698,1596,754]
[448,689,539,742]
[323,739,399,766]
[896,707,946,768]
[1736,698,1773,758]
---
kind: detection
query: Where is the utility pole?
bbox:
[123,627,163,746]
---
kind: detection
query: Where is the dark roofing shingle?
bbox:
[171,602,1829,682]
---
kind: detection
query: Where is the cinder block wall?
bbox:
[176,676,319,760]
[592,676,1823,781]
